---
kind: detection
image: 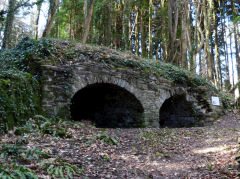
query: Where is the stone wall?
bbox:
[41,59,223,127]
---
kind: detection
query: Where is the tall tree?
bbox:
[104,0,112,46]
[34,0,44,39]
[148,0,153,58]
[44,0,240,91]
[167,0,180,64]
[1,0,16,49]
[213,1,222,88]
[180,1,188,68]
[231,0,240,80]
[42,0,59,37]
[82,0,95,43]
[140,6,147,58]
[202,0,213,80]
[159,0,167,61]
[191,1,204,72]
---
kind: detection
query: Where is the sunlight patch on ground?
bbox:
[193,146,226,154]
[192,144,237,154]
[204,136,233,144]
[146,161,190,171]
[119,154,191,172]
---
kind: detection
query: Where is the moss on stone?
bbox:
[11,38,217,91]
[0,70,40,131]
[0,38,234,131]
[0,37,221,93]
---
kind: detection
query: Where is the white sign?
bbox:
[211,96,220,106]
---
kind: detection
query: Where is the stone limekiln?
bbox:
[40,45,223,128]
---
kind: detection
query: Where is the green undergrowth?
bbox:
[0,116,83,178]
[0,37,54,73]
[14,115,73,138]
[40,158,83,179]
[35,115,73,138]
[92,132,121,146]
[0,144,50,164]
[0,70,40,132]
[0,163,38,179]
[0,143,48,178]
[0,37,54,132]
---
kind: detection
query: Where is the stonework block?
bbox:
[41,62,223,128]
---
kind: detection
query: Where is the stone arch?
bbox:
[71,73,143,102]
[159,93,196,128]
[70,83,145,128]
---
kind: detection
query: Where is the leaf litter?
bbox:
[0,111,240,178]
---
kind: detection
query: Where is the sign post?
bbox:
[211,96,220,106]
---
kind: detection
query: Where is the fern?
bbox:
[94,133,121,146]
[0,144,50,163]
[0,163,37,179]
[33,115,72,138]
[40,158,83,179]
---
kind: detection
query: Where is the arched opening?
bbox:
[70,83,144,128]
[159,94,196,128]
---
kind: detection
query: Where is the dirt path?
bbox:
[60,112,240,178]
[1,112,240,178]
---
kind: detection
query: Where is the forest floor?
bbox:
[1,111,240,178]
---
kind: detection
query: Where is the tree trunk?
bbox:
[129,13,132,52]
[160,0,167,61]
[148,0,153,58]
[34,0,43,39]
[1,0,16,49]
[122,0,129,50]
[203,0,213,80]
[210,30,216,84]
[191,1,204,72]
[84,0,88,21]
[206,0,214,80]
[129,6,138,52]
[105,0,112,46]
[42,0,59,37]
[167,0,179,64]
[220,0,230,89]
[230,32,235,85]
[69,3,73,39]
[213,3,222,89]
[135,6,139,56]
[82,0,95,43]
[199,49,202,75]
[231,0,240,82]
[181,2,188,68]
[140,9,147,58]
[202,1,207,77]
